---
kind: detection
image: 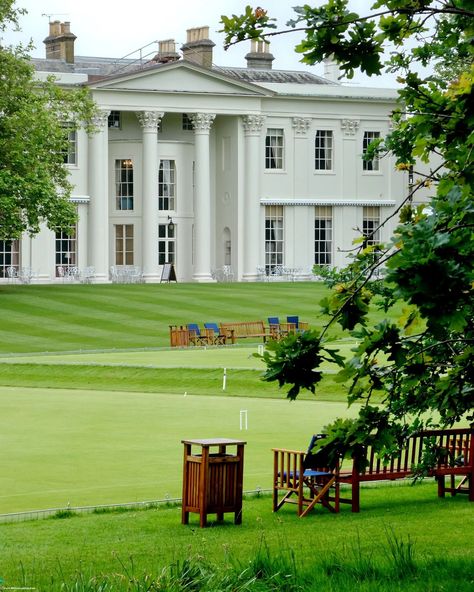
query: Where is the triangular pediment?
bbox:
[88,60,273,97]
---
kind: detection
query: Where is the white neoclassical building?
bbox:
[1,22,412,284]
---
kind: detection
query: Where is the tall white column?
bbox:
[190,113,216,282]
[137,110,163,282]
[88,109,110,282]
[242,115,265,281]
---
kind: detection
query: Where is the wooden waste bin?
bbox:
[181,438,246,527]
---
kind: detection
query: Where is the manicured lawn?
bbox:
[0,282,394,354]
[0,485,473,591]
[0,282,472,591]
[0,386,359,514]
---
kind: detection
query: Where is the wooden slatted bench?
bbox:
[272,427,473,516]
[339,427,474,512]
[219,321,270,343]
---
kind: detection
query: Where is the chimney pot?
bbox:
[245,39,274,70]
[181,26,215,68]
[44,20,76,63]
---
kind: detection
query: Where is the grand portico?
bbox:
[1,23,415,284]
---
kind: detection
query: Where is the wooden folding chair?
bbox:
[272,434,340,517]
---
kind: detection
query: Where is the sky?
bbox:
[2,0,402,88]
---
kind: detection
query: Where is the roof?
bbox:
[213,66,335,86]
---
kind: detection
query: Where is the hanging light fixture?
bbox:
[167,216,175,232]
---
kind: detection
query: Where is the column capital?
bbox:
[242,114,265,134]
[292,117,312,136]
[190,113,216,132]
[136,111,164,130]
[91,109,111,129]
[340,119,360,136]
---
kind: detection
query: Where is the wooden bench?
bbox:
[219,321,270,343]
[272,427,473,515]
[339,427,474,512]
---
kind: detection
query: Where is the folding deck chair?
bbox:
[187,323,209,346]
[286,316,309,333]
[203,322,227,345]
[272,434,340,517]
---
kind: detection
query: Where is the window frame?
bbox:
[0,239,20,278]
[115,224,134,265]
[55,223,78,276]
[62,123,77,166]
[115,159,134,211]
[265,128,284,170]
[108,111,121,129]
[314,130,334,172]
[314,206,333,266]
[158,223,176,265]
[158,159,176,211]
[362,206,381,246]
[362,131,381,172]
[265,205,284,274]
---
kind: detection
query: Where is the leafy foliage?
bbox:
[0,0,97,239]
[223,2,474,464]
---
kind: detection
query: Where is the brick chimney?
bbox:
[245,39,274,70]
[152,39,180,64]
[43,21,76,63]
[180,26,215,68]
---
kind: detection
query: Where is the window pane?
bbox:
[158,223,176,264]
[0,240,20,278]
[264,205,284,274]
[265,128,284,170]
[315,130,333,171]
[315,206,332,266]
[115,159,134,210]
[115,224,134,265]
[62,123,77,165]
[363,132,380,171]
[159,160,176,210]
[362,206,380,244]
[55,222,78,276]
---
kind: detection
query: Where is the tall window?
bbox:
[62,123,77,165]
[159,160,176,210]
[115,224,134,265]
[108,111,121,129]
[315,130,333,171]
[158,223,176,265]
[315,206,333,266]
[265,205,284,273]
[363,206,380,246]
[265,128,284,169]
[55,225,77,276]
[115,159,134,211]
[362,131,381,171]
[0,240,20,278]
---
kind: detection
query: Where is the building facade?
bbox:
[1,23,412,284]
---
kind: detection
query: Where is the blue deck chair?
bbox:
[286,316,309,333]
[187,323,208,346]
[203,322,227,345]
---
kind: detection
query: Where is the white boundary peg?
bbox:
[257,344,264,356]
[240,409,248,430]
[222,367,227,390]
